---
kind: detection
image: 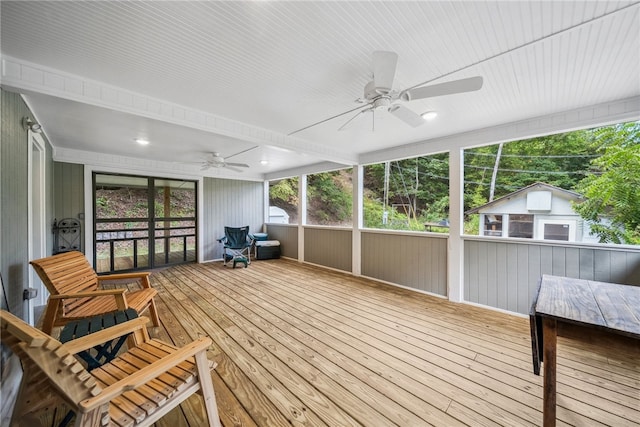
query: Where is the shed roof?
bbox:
[465,182,583,215]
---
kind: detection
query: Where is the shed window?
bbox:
[509,214,533,238]
[484,215,503,236]
[544,223,570,241]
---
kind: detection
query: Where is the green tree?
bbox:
[363,154,450,231]
[269,177,299,221]
[573,123,640,244]
[307,170,352,225]
[464,130,597,212]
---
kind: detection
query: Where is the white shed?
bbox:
[466,182,598,243]
[268,206,290,224]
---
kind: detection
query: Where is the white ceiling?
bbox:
[1,1,639,180]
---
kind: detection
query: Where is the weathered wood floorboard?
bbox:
[146,259,639,427]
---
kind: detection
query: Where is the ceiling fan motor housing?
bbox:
[364,80,392,100]
[363,81,393,110]
[372,97,392,110]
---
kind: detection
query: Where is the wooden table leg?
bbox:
[542,317,558,427]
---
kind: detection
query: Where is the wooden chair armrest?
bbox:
[0,311,49,347]
[59,317,149,354]
[48,289,127,299]
[97,272,151,281]
[78,336,213,411]
[97,272,152,288]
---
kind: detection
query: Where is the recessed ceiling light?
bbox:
[421,111,438,121]
[135,138,150,145]
[260,160,269,165]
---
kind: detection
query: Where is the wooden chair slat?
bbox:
[115,351,193,394]
[97,363,167,407]
[0,309,221,426]
[109,358,176,399]
[30,251,160,334]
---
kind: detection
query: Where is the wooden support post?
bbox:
[542,317,557,427]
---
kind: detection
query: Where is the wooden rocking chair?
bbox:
[30,251,160,335]
[0,309,221,427]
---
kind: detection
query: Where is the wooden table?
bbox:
[529,275,640,426]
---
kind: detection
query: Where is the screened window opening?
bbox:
[268,177,298,224]
[94,173,197,273]
[363,153,450,232]
[306,168,353,226]
[463,121,639,245]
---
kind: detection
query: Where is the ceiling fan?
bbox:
[289,51,483,134]
[200,152,250,172]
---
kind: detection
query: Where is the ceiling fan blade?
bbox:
[388,105,426,127]
[225,165,244,173]
[338,108,370,131]
[372,51,398,94]
[401,76,483,101]
[225,162,249,168]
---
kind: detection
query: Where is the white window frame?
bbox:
[536,219,577,242]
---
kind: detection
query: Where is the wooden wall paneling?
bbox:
[579,248,595,280]
[304,228,352,272]
[609,251,628,284]
[624,251,640,285]
[564,246,580,279]
[367,233,381,280]
[525,245,542,313]
[469,241,482,304]
[551,246,565,276]
[417,236,427,293]
[362,233,381,283]
[1,90,31,318]
[44,143,54,256]
[361,232,447,297]
[265,224,298,259]
[486,242,498,308]
[464,239,640,315]
[595,250,611,283]
[463,241,471,301]
[495,243,508,310]
[436,239,448,296]
[505,243,519,312]
[203,177,264,261]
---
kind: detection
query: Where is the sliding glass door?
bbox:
[93,173,197,273]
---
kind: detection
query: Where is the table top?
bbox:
[533,274,640,338]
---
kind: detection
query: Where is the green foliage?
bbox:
[463,129,598,212]
[265,122,638,245]
[464,213,480,235]
[573,123,640,244]
[363,197,385,228]
[270,177,298,204]
[269,177,299,221]
[363,153,450,232]
[307,170,352,225]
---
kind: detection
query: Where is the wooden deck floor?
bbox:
[147,259,639,427]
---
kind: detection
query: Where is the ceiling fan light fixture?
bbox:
[421,111,438,121]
